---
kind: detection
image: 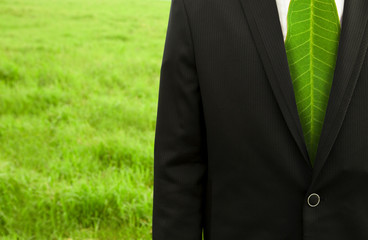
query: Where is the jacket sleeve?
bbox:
[152,0,208,239]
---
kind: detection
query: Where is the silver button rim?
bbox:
[307,193,320,207]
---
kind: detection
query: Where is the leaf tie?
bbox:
[285,0,341,167]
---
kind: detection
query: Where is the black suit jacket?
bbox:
[152,0,368,239]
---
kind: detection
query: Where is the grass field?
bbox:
[0,0,170,238]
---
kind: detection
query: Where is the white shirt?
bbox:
[275,0,345,41]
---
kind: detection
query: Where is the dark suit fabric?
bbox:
[152,0,368,239]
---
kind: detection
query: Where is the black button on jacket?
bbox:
[152,0,368,239]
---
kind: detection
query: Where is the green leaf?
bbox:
[284,0,341,166]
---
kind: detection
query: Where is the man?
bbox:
[152,0,368,239]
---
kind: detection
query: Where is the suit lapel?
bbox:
[238,0,312,169]
[310,0,368,186]
[238,0,368,182]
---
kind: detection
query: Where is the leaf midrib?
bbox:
[310,0,314,146]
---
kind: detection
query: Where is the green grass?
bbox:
[0,0,170,238]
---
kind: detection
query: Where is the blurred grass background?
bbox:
[0,0,170,238]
